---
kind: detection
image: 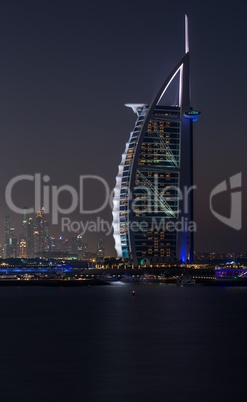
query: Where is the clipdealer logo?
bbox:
[209,172,242,230]
[5,174,112,224]
[4,173,196,221]
[4,172,243,233]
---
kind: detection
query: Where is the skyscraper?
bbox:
[4,215,10,258]
[22,208,28,241]
[69,233,85,259]
[9,227,17,258]
[19,208,28,258]
[27,217,34,257]
[97,239,105,261]
[19,237,27,258]
[112,16,200,266]
[33,208,50,255]
[3,216,18,258]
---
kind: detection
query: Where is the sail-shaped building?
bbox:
[112,16,200,266]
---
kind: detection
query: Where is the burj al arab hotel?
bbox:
[112,16,200,266]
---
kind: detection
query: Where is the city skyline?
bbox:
[2,209,247,261]
[1,209,105,259]
[0,2,247,254]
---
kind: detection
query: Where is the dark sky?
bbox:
[0,0,247,255]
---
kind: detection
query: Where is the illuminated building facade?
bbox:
[97,239,105,261]
[112,16,200,265]
[19,238,27,258]
[4,215,11,258]
[27,217,34,257]
[34,208,50,254]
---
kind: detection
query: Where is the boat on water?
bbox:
[139,274,159,283]
[97,274,119,282]
[176,276,196,286]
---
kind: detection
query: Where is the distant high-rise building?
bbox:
[19,208,28,258]
[97,239,105,260]
[19,238,27,258]
[22,208,28,241]
[76,234,84,260]
[4,215,10,258]
[3,217,17,258]
[27,217,34,257]
[8,228,17,258]
[112,16,200,266]
[68,233,85,259]
[34,208,50,255]
[49,236,57,253]
[33,229,39,255]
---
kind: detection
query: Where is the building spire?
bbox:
[185,14,189,54]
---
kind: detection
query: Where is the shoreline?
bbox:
[0,279,110,286]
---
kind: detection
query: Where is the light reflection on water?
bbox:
[0,284,247,402]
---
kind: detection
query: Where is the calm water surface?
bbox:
[0,283,247,402]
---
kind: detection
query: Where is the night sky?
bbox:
[0,0,247,255]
